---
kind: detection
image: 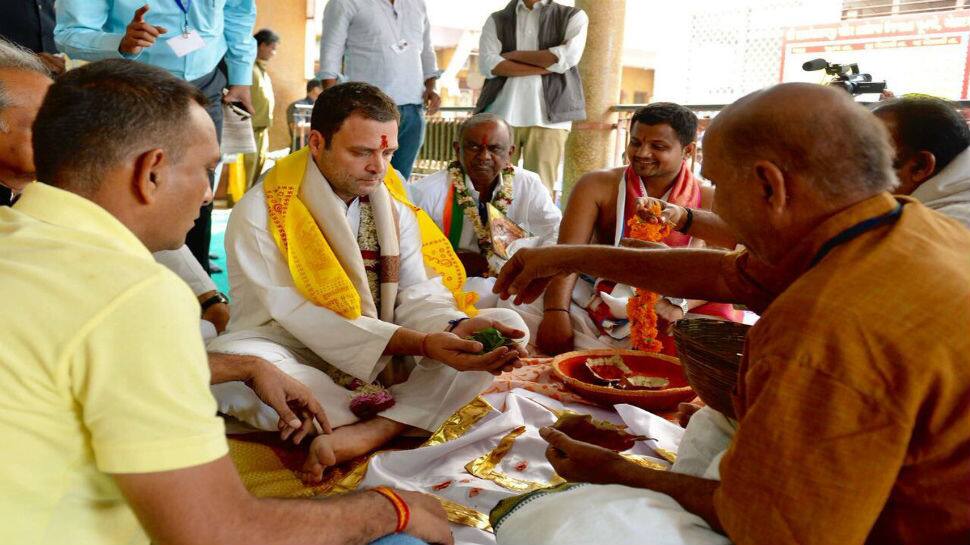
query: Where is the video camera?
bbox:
[802,58,887,95]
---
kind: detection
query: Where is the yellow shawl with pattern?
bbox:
[263,147,477,319]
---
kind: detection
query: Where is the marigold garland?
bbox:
[448,161,514,276]
[626,201,671,352]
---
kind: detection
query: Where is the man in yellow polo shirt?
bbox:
[0,59,451,545]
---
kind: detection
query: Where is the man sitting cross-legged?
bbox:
[524,102,740,356]
[209,82,529,483]
[492,83,970,545]
[1,59,451,545]
[408,112,562,308]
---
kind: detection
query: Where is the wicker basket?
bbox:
[672,318,750,419]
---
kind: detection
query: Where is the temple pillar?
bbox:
[562,0,626,201]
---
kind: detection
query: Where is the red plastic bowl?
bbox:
[551,349,695,411]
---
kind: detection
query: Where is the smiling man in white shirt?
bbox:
[475,0,588,196]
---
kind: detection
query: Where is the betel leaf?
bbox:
[468,327,514,354]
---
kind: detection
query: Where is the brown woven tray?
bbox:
[672,318,750,419]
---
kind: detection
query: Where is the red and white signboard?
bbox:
[781,9,970,99]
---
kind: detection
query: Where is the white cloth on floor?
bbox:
[493,483,730,545]
[491,400,734,545]
[353,389,683,545]
[911,146,970,228]
[408,166,562,308]
[208,158,528,433]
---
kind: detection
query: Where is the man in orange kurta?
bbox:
[492,83,970,545]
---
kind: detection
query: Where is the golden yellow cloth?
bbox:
[264,147,476,319]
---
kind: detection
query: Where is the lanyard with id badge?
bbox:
[166,0,206,57]
[380,3,410,55]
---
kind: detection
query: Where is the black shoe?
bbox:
[209,262,223,274]
[208,253,219,260]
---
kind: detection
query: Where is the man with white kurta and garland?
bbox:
[409,113,562,308]
[208,82,529,483]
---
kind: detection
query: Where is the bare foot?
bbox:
[298,417,408,484]
[299,434,338,484]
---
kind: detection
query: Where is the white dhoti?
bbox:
[465,276,499,309]
[494,483,731,545]
[210,307,527,433]
[494,405,735,545]
[214,152,530,435]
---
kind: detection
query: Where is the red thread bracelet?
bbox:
[372,486,410,532]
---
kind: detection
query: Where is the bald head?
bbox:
[707,83,897,200]
[458,113,512,142]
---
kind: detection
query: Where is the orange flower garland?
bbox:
[626,201,671,352]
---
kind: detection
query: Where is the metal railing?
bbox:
[290,103,314,152]
[414,107,475,176]
[292,100,970,183]
[414,105,729,180]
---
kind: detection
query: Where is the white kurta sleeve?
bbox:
[420,4,440,81]
[225,192,400,383]
[317,0,353,81]
[152,245,217,297]
[478,16,504,79]
[546,10,589,74]
[519,171,563,247]
[393,200,467,335]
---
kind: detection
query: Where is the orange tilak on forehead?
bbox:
[380,134,388,149]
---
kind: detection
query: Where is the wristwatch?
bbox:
[665,297,690,317]
[200,292,229,313]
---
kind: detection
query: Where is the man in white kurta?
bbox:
[408,113,562,307]
[872,95,970,228]
[208,82,528,481]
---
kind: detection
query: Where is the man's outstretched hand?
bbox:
[493,247,575,305]
[540,426,630,485]
[119,5,167,56]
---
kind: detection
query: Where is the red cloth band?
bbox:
[372,486,410,533]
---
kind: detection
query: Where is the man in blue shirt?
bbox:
[55,1,257,275]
